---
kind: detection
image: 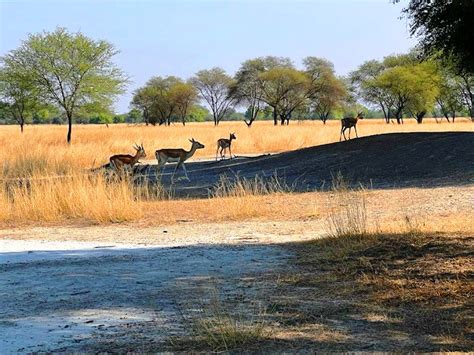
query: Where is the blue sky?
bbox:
[0,0,415,113]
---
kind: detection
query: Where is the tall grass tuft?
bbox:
[325,174,368,238]
[0,174,144,224]
[173,288,269,352]
[211,173,291,198]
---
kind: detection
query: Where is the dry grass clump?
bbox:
[211,173,291,198]
[0,174,143,224]
[325,174,368,238]
[171,288,269,352]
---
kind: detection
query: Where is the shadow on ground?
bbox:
[0,243,288,352]
[266,232,474,352]
[132,132,474,198]
[2,231,471,352]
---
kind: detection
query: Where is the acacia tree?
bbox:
[377,61,440,124]
[405,60,440,123]
[190,67,236,126]
[232,56,294,126]
[350,60,395,123]
[131,86,155,125]
[232,59,266,127]
[458,73,474,121]
[0,67,37,132]
[436,64,464,123]
[132,77,197,126]
[304,57,347,124]
[169,81,198,126]
[311,75,347,123]
[146,76,182,126]
[0,28,127,143]
[258,67,308,125]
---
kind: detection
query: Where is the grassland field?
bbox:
[0,118,472,226]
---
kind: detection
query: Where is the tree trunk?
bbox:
[144,109,149,126]
[280,114,286,125]
[67,112,73,144]
[381,104,388,123]
[244,118,254,127]
[395,107,403,124]
[415,111,426,124]
[273,109,278,126]
[20,121,24,133]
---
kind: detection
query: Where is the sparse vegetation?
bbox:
[171,288,269,352]
[325,176,368,238]
[271,230,474,351]
[211,173,291,198]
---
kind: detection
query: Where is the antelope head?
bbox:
[133,143,147,159]
[356,112,364,119]
[230,132,237,140]
[189,138,205,150]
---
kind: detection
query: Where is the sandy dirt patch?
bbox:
[0,235,291,352]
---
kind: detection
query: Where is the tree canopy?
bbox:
[398,0,474,74]
[190,68,236,126]
[0,27,127,142]
[131,76,197,126]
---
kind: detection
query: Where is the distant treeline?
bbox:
[1,0,473,144]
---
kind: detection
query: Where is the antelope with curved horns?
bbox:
[340,112,364,141]
[216,132,236,160]
[109,143,146,172]
[155,138,205,181]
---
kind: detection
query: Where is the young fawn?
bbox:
[155,138,205,181]
[340,112,364,141]
[216,132,236,160]
[109,143,146,172]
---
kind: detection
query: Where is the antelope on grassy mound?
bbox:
[216,132,236,160]
[340,112,364,141]
[109,143,146,172]
[155,138,205,181]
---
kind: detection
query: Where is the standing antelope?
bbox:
[155,138,205,181]
[216,132,236,160]
[340,112,364,141]
[109,143,146,172]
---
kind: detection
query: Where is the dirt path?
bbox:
[0,222,321,351]
[0,235,292,352]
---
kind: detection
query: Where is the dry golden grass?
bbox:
[0,118,472,225]
[1,118,472,175]
[0,175,142,224]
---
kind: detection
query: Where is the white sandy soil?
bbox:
[0,223,303,353]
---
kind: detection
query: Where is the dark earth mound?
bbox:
[132,132,474,198]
